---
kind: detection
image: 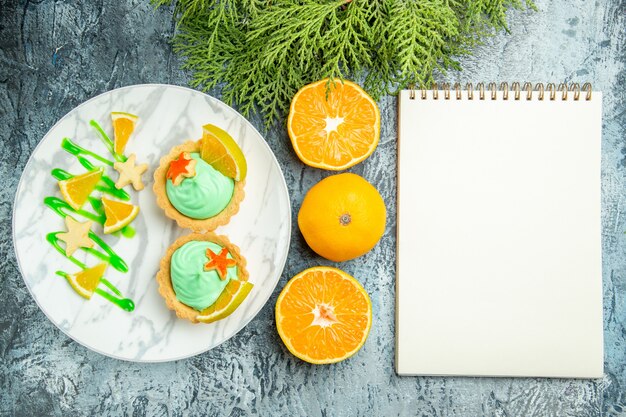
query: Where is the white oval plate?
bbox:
[12,84,291,362]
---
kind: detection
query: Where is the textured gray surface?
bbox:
[0,0,625,416]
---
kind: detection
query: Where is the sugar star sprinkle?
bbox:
[204,247,237,280]
[57,216,94,257]
[113,153,148,191]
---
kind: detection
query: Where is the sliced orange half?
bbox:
[196,280,253,323]
[111,112,138,154]
[101,198,139,234]
[66,263,107,299]
[275,266,372,364]
[200,123,247,181]
[58,168,103,210]
[287,79,380,170]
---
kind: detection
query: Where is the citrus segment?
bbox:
[66,263,107,299]
[200,123,247,181]
[287,79,380,170]
[101,198,139,234]
[196,280,253,323]
[58,169,103,210]
[111,112,138,154]
[275,266,372,364]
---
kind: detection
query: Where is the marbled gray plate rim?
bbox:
[11,83,291,362]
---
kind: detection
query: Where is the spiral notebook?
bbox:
[396,83,603,378]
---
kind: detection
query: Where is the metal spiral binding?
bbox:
[410,82,592,101]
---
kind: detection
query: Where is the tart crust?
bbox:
[153,140,245,232]
[156,233,249,323]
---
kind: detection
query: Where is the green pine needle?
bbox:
[154,0,534,129]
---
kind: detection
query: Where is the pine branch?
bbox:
[154,0,535,130]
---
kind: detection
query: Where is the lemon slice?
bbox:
[66,263,107,299]
[200,123,247,181]
[275,266,372,364]
[196,280,253,323]
[287,79,380,170]
[58,168,103,210]
[102,198,139,234]
[111,112,138,154]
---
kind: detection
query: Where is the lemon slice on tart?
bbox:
[101,198,139,234]
[196,280,254,323]
[200,123,247,181]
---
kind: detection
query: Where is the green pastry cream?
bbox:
[166,153,234,219]
[171,240,238,311]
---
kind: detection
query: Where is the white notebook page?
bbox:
[396,89,603,377]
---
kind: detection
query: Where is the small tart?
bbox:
[153,140,245,232]
[156,233,249,323]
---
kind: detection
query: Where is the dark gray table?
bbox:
[1,1,624,416]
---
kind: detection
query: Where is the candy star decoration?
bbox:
[204,248,237,280]
[167,152,197,186]
[113,153,148,191]
[57,216,94,257]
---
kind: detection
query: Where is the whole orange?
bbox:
[298,173,386,262]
